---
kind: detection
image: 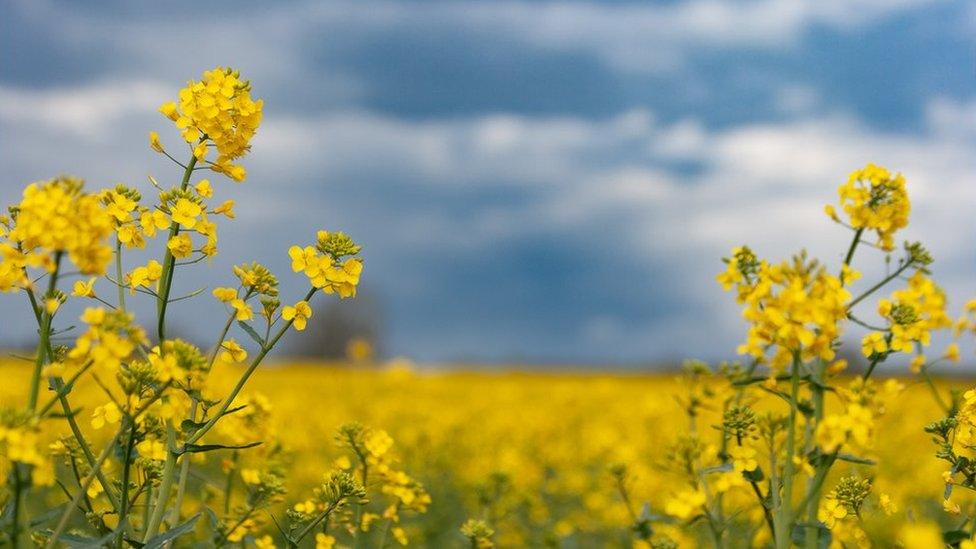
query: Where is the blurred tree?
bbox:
[290,288,385,362]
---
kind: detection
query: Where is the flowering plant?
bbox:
[0,67,427,548]
[613,164,971,548]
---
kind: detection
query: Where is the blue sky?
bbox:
[2,0,976,364]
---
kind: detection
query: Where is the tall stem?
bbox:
[116,418,138,548]
[27,252,62,411]
[156,154,198,342]
[172,399,199,522]
[142,421,179,541]
[115,238,126,312]
[842,228,864,268]
[45,431,124,548]
[775,357,800,549]
[804,361,826,549]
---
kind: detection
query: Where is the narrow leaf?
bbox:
[180,441,263,454]
[237,321,266,346]
[142,513,201,549]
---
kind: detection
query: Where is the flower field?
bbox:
[0,360,966,547]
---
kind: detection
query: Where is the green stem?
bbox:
[290,501,341,548]
[117,418,138,548]
[804,362,827,549]
[172,399,199,522]
[185,288,316,446]
[45,430,123,549]
[776,357,800,549]
[842,228,864,269]
[142,421,179,541]
[156,154,198,342]
[22,281,122,517]
[847,260,912,311]
[115,238,126,312]
[923,368,950,413]
[224,450,239,515]
[27,252,62,412]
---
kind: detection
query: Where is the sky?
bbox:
[1,0,975,365]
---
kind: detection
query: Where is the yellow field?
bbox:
[0,359,962,546]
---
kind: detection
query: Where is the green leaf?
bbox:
[180,441,263,455]
[944,530,971,544]
[701,463,734,474]
[836,453,877,466]
[142,513,201,549]
[180,405,248,432]
[742,466,765,483]
[237,321,266,347]
[791,522,832,549]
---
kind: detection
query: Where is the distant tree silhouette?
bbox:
[289,288,385,361]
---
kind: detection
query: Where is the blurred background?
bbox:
[1,0,975,368]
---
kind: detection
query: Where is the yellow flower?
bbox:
[81,307,106,326]
[282,300,312,330]
[159,101,179,121]
[170,198,202,229]
[826,359,847,375]
[167,234,193,259]
[213,287,238,302]
[240,469,261,485]
[254,536,276,549]
[136,438,168,461]
[910,354,926,374]
[220,339,248,362]
[315,534,336,549]
[729,445,758,472]
[129,260,163,291]
[365,429,394,457]
[117,224,145,249]
[195,179,214,198]
[861,332,887,358]
[817,498,847,528]
[879,493,897,515]
[140,209,170,237]
[214,200,236,219]
[231,298,253,321]
[72,278,97,298]
[944,343,961,362]
[289,245,318,274]
[193,142,209,162]
[664,489,706,520]
[315,258,364,299]
[149,131,164,152]
[91,403,121,430]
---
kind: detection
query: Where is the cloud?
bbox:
[0,0,973,362]
[0,79,168,139]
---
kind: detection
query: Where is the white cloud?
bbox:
[2,68,975,359]
[0,80,168,139]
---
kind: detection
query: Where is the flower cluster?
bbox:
[3,176,114,281]
[825,163,910,251]
[861,272,952,366]
[157,66,263,181]
[289,231,364,299]
[719,250,850,370]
